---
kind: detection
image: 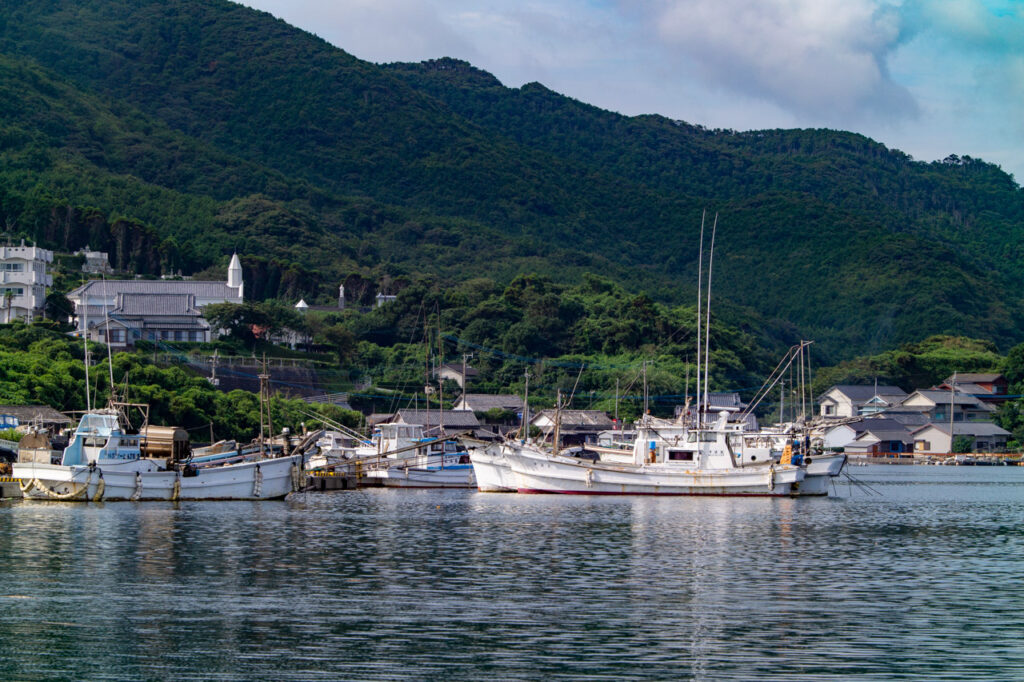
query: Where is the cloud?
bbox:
[641,0,918,124]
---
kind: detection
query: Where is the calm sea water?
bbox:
[1,464,1022,680]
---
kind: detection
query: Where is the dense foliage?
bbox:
[1,1,1023,363]
[0,323,360,441]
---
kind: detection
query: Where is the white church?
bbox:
[66,254,244,347]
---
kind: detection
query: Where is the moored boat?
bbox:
[13,408,302,501]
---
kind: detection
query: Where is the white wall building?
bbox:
[0,243,53,323]
[67,253,244,334]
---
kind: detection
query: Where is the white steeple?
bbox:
[227,253,243,299]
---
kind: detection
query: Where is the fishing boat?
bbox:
[500,411,803,495]
[466,439,518,492]
[358,422,476,488]
[13,406,302,501]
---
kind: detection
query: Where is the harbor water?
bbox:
[1,464,1022,680]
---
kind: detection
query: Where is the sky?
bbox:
[238,0,1024,184]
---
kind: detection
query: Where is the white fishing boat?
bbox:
[501,412,804,496]
[359,423,475,488]
[13,408,302,501]
[304,430,364,470]
[466,440,518,492]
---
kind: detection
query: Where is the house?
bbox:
[898,389,995,423]
[938,373,1009,405]
[67,253,244,335]
[818,385,907,418]
[531,409,614,446]
[434,363,479,389]
[375,293,397,308]
[675,392,758,430]
[453,393,524,417]
[843,422,915,456]
[87,293,211,347]
[0,243,53,323]
[0,404,73,431]
[75,247,113,275]
[912,422,1011,454]
[393,408,483,438]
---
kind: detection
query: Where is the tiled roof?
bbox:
[532,410,614,429]
[905,390,992,408]
[455,394,524,412]
[70,279,240,300]
[0,404,73,424]
[945,373,1003,384]
[113,293,200,316]
[912,422,1011,437]
[822,385,906,402]
[396,409,481,429]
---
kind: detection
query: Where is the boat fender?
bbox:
[805,457,813,465]
[92,472,105,502]
[252,463,263,498]
[171,473,181,502]
[768,465,775,492]
[130,472,143,502]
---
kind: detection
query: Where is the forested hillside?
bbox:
[2,0,1023,362]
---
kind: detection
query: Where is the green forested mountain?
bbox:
[2,0,1023,363]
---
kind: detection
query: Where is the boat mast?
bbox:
[703,213,717,423]
[521,369,530,441]
[102,276,116,403]
[552,389,562,457]
[949,371,956,455]
[83,293,91,411]
[695,210,705,427]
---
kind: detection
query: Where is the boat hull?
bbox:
[362,464,476,489]
[507,448,803,496]
[12,455,302,501]
[468,445,517,492]
[793,453,848,496]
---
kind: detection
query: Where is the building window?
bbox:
[1,263,24,272]
[0,287,24,296]
[108,329,124,343]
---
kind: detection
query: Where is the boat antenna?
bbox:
[695,210,705,427]
[703,213,717,421]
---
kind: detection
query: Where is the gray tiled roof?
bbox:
[944,373,1003,384]
[455,394,524,412]
[0,404,73,424]
[822,385,906,402]
[70,279,240,300]
[905,390,992,408]
[532,410,614,429]
[114,293,200,316]
[912,422,1011,437]
[396,409,481,429]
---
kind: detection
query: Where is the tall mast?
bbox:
[83,292,91,411]
[703,213,717,420]
[102,276,115,403]
[552,389,562,456]
[695,210,705,427]
[521,369,530,441]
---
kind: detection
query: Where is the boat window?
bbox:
[667,450,694,461]
[728,434,743,447]
[687,432,698,443]
[458,455,471,464]
[699,432,716,442]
